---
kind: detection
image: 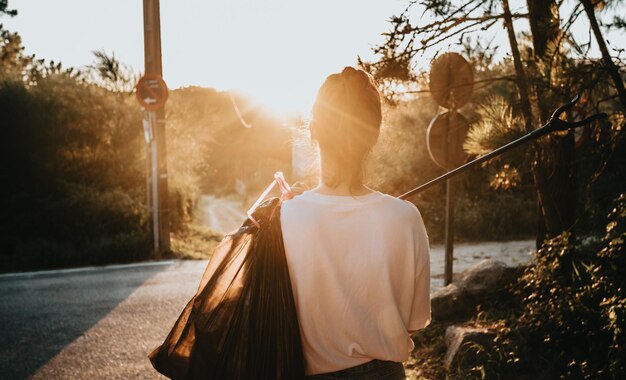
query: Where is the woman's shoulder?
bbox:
[283,190,418,210]
[377,192,422,217]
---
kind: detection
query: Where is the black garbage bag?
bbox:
[148,197,305,380]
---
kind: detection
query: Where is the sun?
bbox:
[229,74,321,118]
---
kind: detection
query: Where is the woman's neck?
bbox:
[311,182,373,196]
[313,152,373,196]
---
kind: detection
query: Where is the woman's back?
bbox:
[280,190,431,376]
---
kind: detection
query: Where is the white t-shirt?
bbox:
[280,189,431,375]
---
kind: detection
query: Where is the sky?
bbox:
[4,0,626,114]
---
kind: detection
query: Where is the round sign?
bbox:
[135,74,169,111]
[427,111,470,169]
[429,52,473,109]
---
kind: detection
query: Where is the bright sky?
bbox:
[4,0,625,114]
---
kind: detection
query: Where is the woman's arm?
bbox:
[407,207,432,332]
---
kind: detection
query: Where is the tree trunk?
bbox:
[528,0,578,245]
[503,0,575,247]
[527,0,560,59]
[527,0,560,121]
[501,0,534,133]
[581,0,626,112]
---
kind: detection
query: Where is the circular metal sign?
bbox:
[427,111,470,169]
[429,52,473,109]
[135,74,169,111]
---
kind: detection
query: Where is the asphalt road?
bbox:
[0,261,207,380]
[0,240,534,379]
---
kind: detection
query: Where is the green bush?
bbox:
[0,52,164,271]
[436,194,625,379]
[366,98,536,243]
[1,233,152,273]
[488,193,626,378]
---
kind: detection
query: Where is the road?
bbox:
[0,240,534,379]
[0,261,202,379]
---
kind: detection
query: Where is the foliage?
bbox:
[0,10,291,270]
[575,117,626,239]
[0,70,150,271]
[409,195,624,379]
[365,97,536,242]
[164,87,292,201]
[463,96,530,191]
[1,233,152,273]
[0,17,221,270]
[511,194,625,378]
[84,49,138,92]
[464,97,526,157]
[363,0,626,243]
[0,0,17,17]
[405,322,448,379]
[441,194,626,378]
[169,224,223,260]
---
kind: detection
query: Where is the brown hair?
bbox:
[311,66,382,190]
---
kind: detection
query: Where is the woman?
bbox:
[281,67,431,379]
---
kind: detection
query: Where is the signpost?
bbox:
[429,53,474,109]
[427,53,473,286]
[139,0,170,253]
[427,111,470,169]
[136,74,169,111]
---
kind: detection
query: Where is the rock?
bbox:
[458,260,509,292]
[462,259,525,291]
[444,325,497,369]
[431,259,523,322]
[431,284,482,322]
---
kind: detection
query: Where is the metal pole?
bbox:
[143,0,170,252]
[142,111,152,236]
[150,112,160,252]
[444,178,454,285]
[145,132,152,229]
[443,114,454,286]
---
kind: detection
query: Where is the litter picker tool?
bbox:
[399,95,608,200]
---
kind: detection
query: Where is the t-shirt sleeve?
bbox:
[407,206,431,331]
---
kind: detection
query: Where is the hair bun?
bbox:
[340,66,370,91]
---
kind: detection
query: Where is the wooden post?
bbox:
[143,0,170,252]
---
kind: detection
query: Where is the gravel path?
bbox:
[195,195,245,234]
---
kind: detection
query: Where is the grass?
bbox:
[167,224,223,260]
[0,225,223,274]
[403,281,528,379]
[405,322,449,379]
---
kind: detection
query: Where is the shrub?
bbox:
[441,194,625,379]
[507,193,626,378]
[1,233,152,273]
[366,98,536,242]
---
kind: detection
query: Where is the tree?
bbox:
[581,0,626,111]
[0,0,30,76]
[0,0,16,17]
[365,0,624,245]
[85,49,137,93]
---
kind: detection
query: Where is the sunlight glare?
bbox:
[160,0,408,116]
